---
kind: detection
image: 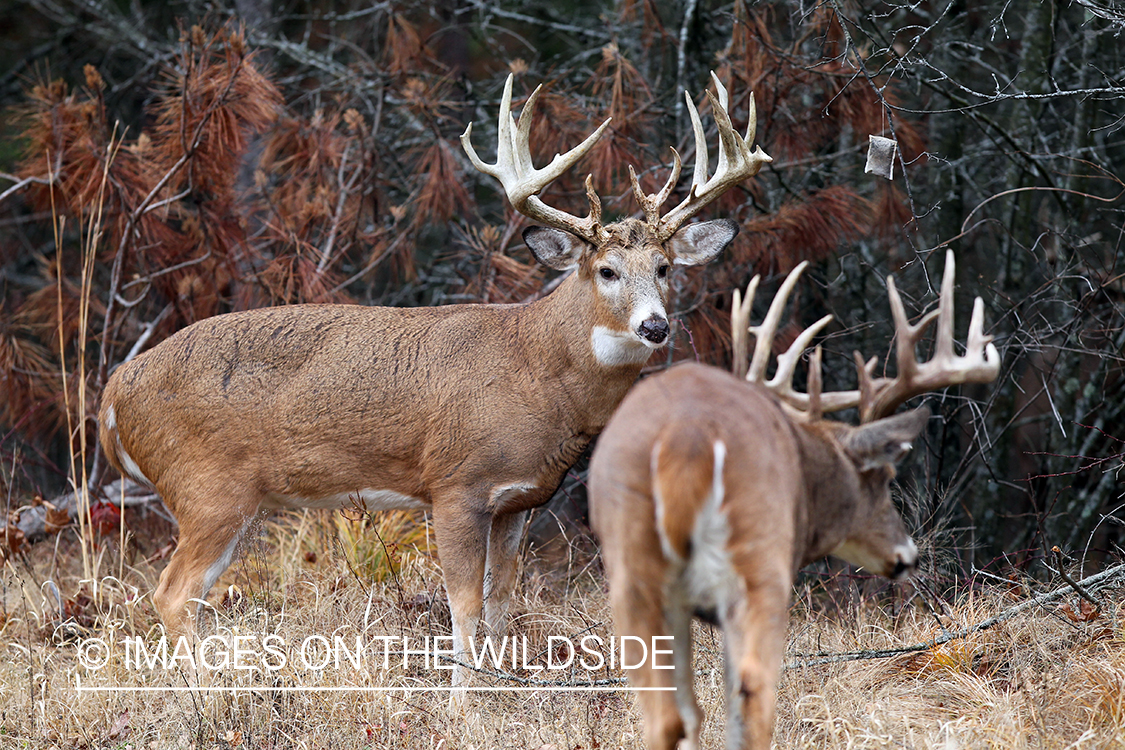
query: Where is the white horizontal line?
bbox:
[75,684,674,693]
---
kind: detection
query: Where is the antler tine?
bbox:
[859,250,1002,422]
[686,90,710,192]
[747,261,808,383]
[764,311,835,417]
[628,149,682,226]
[654,71,772,241]
[461,74,612,243]
[731,275,760,381]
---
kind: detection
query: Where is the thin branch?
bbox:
[0,173,53,204]
[785,563,1125,670]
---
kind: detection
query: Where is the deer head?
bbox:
[462,72,771,361]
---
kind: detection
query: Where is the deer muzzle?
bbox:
[890,538,919,579]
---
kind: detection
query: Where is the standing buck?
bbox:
[589,251,999,749]
[97,73,770,683]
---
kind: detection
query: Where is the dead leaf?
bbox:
[1,525,26,560]
[44,503,70,534]
[89,501,121,536]
[106,711,130,741]
[1078,599,1100,622]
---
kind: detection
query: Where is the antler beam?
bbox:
[733,250,1001,423]
[461,74,611,244]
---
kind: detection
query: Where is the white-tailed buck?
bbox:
[97,73,771,684]
[589,250,1000,749]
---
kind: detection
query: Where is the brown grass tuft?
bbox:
[2,504,1122,748]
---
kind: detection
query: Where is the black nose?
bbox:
[638,317,669,344]
[891,559,914,579]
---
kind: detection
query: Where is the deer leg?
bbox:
[666,597,703,750]
[483,510,527,636]
[609,577,692,750]
[724,581,789,750]
[153,499,258,639]
[432,500,490,691]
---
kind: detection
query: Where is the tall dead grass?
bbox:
[1,504,1122,749]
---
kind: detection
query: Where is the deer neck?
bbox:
[516,272,650,429]
[791,421,862,568]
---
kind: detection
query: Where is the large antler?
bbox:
[461,74,612,244]
[856,250,1001,422]
[732,250,1001,423]
[732,262,857,421]
[631,72,772,242]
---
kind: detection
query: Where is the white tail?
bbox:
[97,74,769,685]
[588,252,1000,749]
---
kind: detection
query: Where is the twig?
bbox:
[120,303,174,364]
[461,0,606,40]
[1052,546,1102,609]
[785,562,1125,670]
[0,173,53,204]
[317,141,363,275]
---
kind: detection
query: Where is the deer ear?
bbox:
[843,407,929,472]
[667,219,738,266]
[524,226,586,270]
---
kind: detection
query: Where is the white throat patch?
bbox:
[590,326,658,367]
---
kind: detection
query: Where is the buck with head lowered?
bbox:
[97,73,770,684]
[589,251,1000,749]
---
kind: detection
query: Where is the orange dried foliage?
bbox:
[149,26,281,199]
[259,255,348,306]
[411,138,472,229]
[739,186,871,272]
[0,321,54,431]
[0,524,26,561]
[17,80,148,233]
[587,45,655,200]
[5,25,294,443]
[384,14,437,77]
[1059,599,1100,623]
[720,2,924,174]
[618,0,670,52]
[43,502,70,534]
[457,223,545,304]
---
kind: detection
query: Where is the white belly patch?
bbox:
[263,488,426,511]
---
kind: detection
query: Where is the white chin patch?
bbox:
[590,326,658,367]
[831,540,897,577]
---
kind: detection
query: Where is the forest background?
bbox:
[2,0,1120,571]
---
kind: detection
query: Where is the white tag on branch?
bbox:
[864,135,897,180]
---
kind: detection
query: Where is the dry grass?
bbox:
[1,508,1122,749]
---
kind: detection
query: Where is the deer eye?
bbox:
[599,267,618,281]
[657,264,670,279]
